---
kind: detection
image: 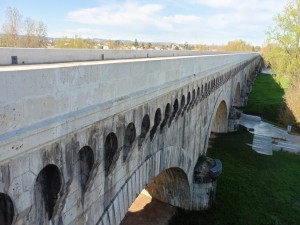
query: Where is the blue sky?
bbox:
[0,0,289,45]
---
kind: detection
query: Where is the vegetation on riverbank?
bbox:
[169,129,300,225]
[243,74,286,124]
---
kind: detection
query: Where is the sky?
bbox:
[0,0,289,46]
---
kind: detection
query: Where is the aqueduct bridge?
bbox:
[0,49,261,225]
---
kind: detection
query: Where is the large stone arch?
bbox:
[96,145,193,225]
[211,100,228,133]
[145,167,191,209]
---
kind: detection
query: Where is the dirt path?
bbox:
[120,190,177,225]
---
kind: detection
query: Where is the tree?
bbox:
[20,18,47,47]
[1,7,47,48]
[133,38,139,48]
[265,0,300,81]
[225,39,253,52]
[264,0,300,124]
[54,35,95,49]
[1,7,22,47]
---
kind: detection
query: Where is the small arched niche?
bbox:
[34,164,62,222]
[78,146,94,191]
[104,133,118,176]
[160,103,171,131]
[123,123,136,161]
[150,108,161,141]
[0,193,14,225]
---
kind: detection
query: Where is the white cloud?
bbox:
[188,0,287,13]
[68,2,174,31]
[62,0,290,45]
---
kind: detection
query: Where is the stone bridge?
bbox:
[0,49,261,225]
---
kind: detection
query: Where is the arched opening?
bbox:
[150,108,161,141]
[179,95,186,116]
[121,167,190,225]
[78,146,94,191]
[140,115,150,139]
[211,101,228,133]
[233,83,241,107]
[204,83,208,97]
[123,123,136,161]
[160,103,171,131]
[185,92,191,111]
[34,164,62,222]
[192,87,199,102]
[168,99,178,127]
[139,115,150,147]
[196,87,200,98]
[0,193,14,225]
[187,92,191,105]
[104,133,118,176]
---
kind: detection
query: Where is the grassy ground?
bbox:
[169,129,300,225]
[243,74,285,124]
[169,73,300,225]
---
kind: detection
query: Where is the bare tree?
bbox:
[20,18,47,47]
[1,7,22,47]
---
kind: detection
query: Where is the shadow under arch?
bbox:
[96,145,193,225]
[121,167,190,225]
[0,193,14,225]
[211,100,228,133]
[145,167,191,208]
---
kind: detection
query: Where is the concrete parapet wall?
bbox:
[0,53,259,158]
[1,48,236,65]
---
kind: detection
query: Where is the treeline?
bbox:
[0,7,47,48]
[263,0,300,127]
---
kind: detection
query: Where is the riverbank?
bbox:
[169,129,300,225]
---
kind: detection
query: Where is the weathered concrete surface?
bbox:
[0,50,261,225]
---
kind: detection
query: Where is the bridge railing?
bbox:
[0,48,254,65]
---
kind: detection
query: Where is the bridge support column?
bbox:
[228,107,242,132]
[191,156,222,210]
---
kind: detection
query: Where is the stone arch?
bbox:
[168,99,178,127]
[233,82,241,106]
[211,100,228,133]
[99,145,193,225]
[123,123,136,161]
[104,132,118,176]
[145,167,191,209]
[0,193,14,225]
[34,164,62,222]
[150,108,161,141]
[160,103,171,131]
[78,146,94,191]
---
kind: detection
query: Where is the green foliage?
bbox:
[264,0,300,81]
[55,35,95,49]
[243,74,285,123]
[225,39,254,52]
[169,130,300,225]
